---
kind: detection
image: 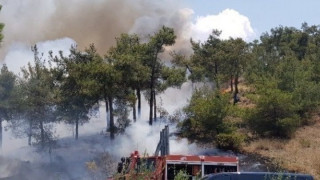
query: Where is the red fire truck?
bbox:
[112,126,238,179]
[114,150,239,180]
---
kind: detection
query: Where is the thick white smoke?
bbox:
[106,81,199,157]
[191,8,256,42]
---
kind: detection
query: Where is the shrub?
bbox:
[174,170,189,180]
[247,88,300,138]
[178,88,231,142]
[216,132,246,151]
[275,116,300,137]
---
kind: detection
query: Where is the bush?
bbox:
[178,88,231,142]
[293,81,320,122]
[174,169,201,180]
[247,88,300,138]
[216,132,246,151]
[174,170,189,180]
[275,116,300,137]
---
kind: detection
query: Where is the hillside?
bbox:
[243,115,320,179]
[233,83,320,179]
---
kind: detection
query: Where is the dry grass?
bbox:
[223,81,320,179]
[243,116,320,179]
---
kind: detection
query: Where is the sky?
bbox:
[0,0,320,73]
[184,0,320,36]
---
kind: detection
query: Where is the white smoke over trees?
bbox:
[0,0,256,69]
[0,0,184,57]
[191,8,256,42]
[0,1,258,179]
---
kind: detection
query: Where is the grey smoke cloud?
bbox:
[0,0,186,60]
[0,0,256,68]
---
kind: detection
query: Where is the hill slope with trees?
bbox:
[175,23,320,179]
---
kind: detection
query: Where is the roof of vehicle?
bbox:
[165,154,238,164]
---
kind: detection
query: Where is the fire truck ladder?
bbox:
[154,125,169,156]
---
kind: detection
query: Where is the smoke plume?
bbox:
[0,0,256,71]
[0,0,185,59]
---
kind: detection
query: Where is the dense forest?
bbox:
[1,19,320,177]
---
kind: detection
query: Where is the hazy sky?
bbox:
[184,0,320,36]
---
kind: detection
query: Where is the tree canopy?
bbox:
[1,22,320,150]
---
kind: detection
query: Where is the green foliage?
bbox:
[244,23,320,138]
[247,88,300,138]
[159,66,186,91]
[188,30,223,85]
[0,64,16,120]
[177,23,320,143]
[50,45,99,139]
[174,31,251,97]
[113,99,130,134]
[4,22,320,152]
[144,26,186,125]
[216,132,246,151]
[178,88,231,142]
[174,170,188,180]
[17,45,57,147]
[293,80,320,121]
[174,170,194,180]
[108,28,186,126]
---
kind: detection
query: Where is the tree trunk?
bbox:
[105,97,110,132]
[75,118,79,140]
[133,103,137,122]
[214,61,220,89]
[28,120,32,146]
[0,118,2,149]
[132,88,137,122]
[273,107,279,136]
[40,119,45,148]
[230,75,234,92]
[153,93,157,122]
[149,50,160,126]
[214,61,218,74]
[233,74,239,105]
[235,75,239,94]
[149,68,155,126]
[108,96,115,140]
[137,88,141,119]
[149,89,154,126]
